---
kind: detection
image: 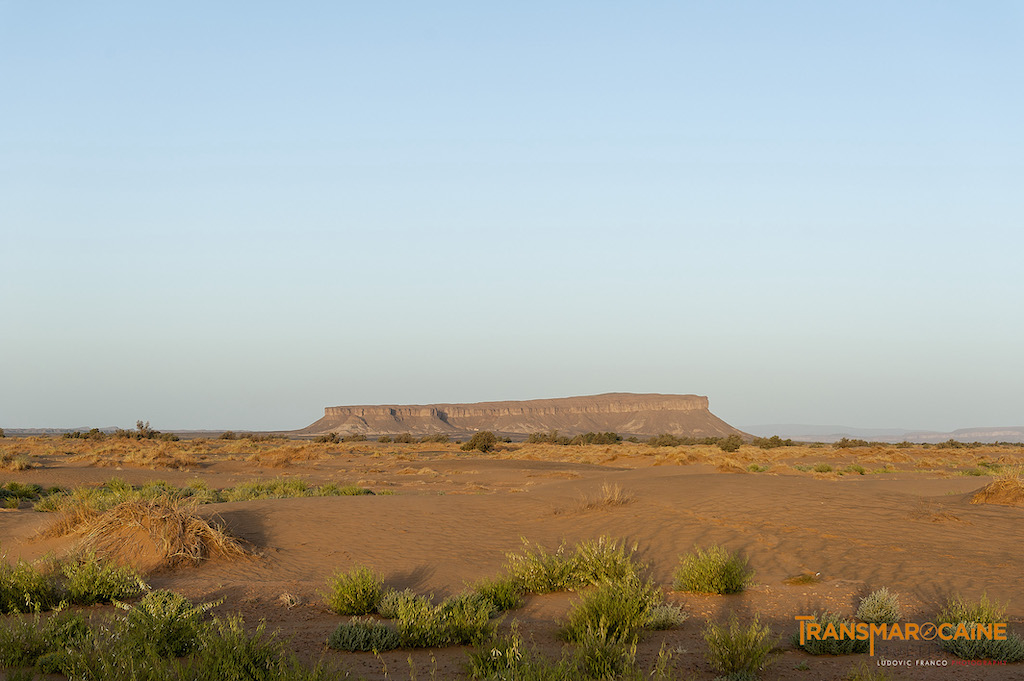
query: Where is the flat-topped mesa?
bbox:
[301,393,745,440]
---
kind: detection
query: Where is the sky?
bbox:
[2,2,1022,432]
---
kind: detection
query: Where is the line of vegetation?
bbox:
[1,553,147,613]
[526,431,623,445]
[30,477,374,514]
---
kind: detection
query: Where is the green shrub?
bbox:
[324,566,383,615]
[844,464,866,475]
[506,541,580,594]
[833,438,869,449]
[644,603,689,630]
[936,593,1024,661]
[377,588,428,619]
[327,617,401,652]
[468,621,566,680]
[856,588,901,624]
[704,613,779,679]
[747,463,770,473]
[60,612,333,681]
[505,537,643,596]
[116,589,218,658]
[560,576,661,644]
[461,431,499,453]
[938,592,1005,625]
[673,545,753,594]
[793,612,868,655]
[62,554,147,605]
[813,463,833,473]
[0,609,92,671]
[570,627,638,680]
[0,559,60,613]
[471,575,525,612]
[394,592,495,647]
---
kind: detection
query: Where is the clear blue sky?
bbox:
[2,2,1022,431]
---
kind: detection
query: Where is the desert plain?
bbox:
[1,434,1022,680]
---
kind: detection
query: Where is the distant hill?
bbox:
[742,424,1024,444]
[300,393,747,440]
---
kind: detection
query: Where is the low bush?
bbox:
[324,566,383,615]
[0,559,60,613]
[394,592,495,647]
[116,589,220,658]
[813,463,833,473]
[718,435,743,452]
[644,602,689,630]
[471,575,525,612]
[461,431,498,453]
[506,537,643,595]
[327,617,401,652]
[704,612,779,679]
[377,588,429,619]
[673,545,753,594]
[856,587,901,624]
[936,593,1024,661]
[62,553,148,605]
[793,612,869,655]
[560,576,661,645]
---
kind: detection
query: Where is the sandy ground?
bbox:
[1,439,1022,680]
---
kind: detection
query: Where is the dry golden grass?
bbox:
[971,467,1024,508]
[575,482,634,511]
[245,444,326,468]
[0,451,34,470]
[69,441,198,469]
[51,497,247,569]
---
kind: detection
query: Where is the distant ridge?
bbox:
[742,424,1024,444]
[300,393,747,440]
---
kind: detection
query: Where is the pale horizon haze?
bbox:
[2,2,1022,432]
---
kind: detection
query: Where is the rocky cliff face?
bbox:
[300,393,745,439]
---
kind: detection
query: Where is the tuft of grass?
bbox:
[324,566,383,615]
[61,553,148,605]
[703,612,779,679]
[0,452,35,470]
[62,497,248,569]
[576,483,634,511]
[856,587,901,624]
[812,463,833,473]
[846,660,893,680]
[747,463,770,473]
[673,545,753,594]
[792,612,869,655]
[327,617,401,652]
[844,464,866,475]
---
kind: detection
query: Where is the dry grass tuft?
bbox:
[245,445,325,468]
[70,442,197,469]
[47,497,247,570]
[0,452,34,470]
[970,467,1024,507]
[576,483,634,511]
